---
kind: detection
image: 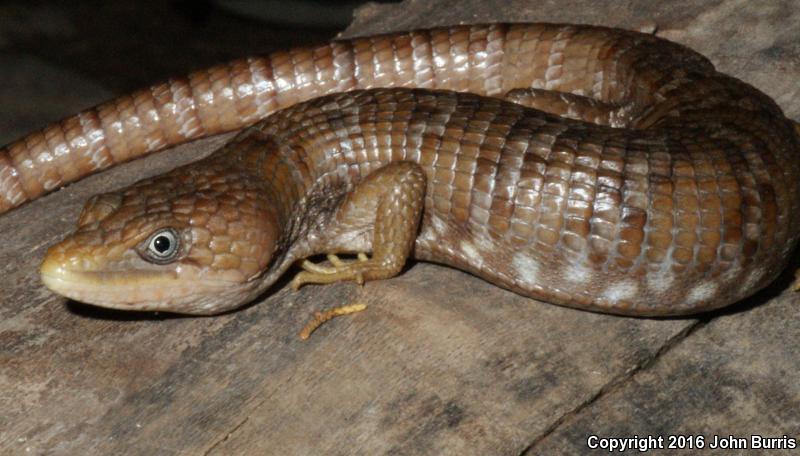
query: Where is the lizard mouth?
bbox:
[39,256,234,312]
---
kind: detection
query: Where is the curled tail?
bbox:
[0,23,719,214]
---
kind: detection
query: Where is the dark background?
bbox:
[0,0,404,143]
[0,0,361,92]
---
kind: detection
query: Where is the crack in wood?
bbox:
[202,417,250,456]
[517,319,709,455]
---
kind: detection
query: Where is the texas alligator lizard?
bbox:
[2,23,798,316]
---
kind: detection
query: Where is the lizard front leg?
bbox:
[290,161,426,289]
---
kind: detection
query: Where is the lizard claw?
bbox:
[290,253,373,290]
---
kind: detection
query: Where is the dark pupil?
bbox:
[153,235,171,254]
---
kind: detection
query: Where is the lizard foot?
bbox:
[290,253,371,290]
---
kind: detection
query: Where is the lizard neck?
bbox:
[210,129,349,301]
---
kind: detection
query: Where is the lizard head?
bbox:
[40,160,282,314]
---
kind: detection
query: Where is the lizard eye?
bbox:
[142,228,180,263]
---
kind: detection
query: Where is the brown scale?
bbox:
[0,24,796,322]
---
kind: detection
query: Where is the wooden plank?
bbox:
[531,285,800,454]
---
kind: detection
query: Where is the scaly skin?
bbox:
[2,23,797,315]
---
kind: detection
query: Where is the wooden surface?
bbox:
[1,1,799,454]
